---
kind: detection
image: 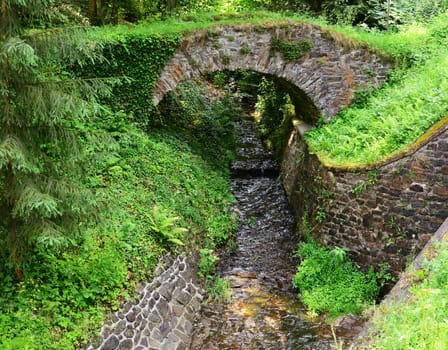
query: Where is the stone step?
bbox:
[230,159,279,178]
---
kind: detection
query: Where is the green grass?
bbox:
[88,10,312,41]
[305,13,448,167]
[369,242,448,349]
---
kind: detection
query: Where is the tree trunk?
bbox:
[6,161,21,279]
[88,0,98,25]
[97,0,106,24]
[111,2,119,25]
[386,0,391,30]
[1,0,7,38]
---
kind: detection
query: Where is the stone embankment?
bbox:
[282,119,448,276]
[82,254,203,350]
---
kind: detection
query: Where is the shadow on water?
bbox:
[191,117,359,349]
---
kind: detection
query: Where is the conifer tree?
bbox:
[0,0,112,276]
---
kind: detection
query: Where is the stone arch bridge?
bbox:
[153,22,392,122]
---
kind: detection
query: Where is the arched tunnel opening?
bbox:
[156,68,321,165]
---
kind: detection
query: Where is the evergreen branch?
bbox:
[24,217,75,250]
[42,177,98,216]
[0,134,39,173]
[25,25,107,67]
[12,180,61,219]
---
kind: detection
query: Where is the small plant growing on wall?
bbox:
[270,37,313,61]
[222,54,232,65]
[240,45,251,55]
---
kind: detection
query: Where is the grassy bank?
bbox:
[305,13,448,167]
[368,239,448,349]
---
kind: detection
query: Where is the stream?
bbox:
[190,117,353,349]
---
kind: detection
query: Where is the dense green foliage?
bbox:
[254,78,296,158]
[83,30,180,128]
[370,242,448,349]
[2,0,448,348]
[0,78,238,348]
[209,70,297,159]
[293,240,387,317]
[0,0,117,273]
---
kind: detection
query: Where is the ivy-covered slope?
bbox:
[305,13,448,167]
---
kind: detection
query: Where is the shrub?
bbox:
[293,240,387,316]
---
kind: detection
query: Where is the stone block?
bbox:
[148,309,162,323]
[151,326,165,342]
[101,335,119,350]
[124,326,134,338]
[118,339,133,350]
[173,289,192,306]
[155,297,170,319]
[158,283,173,300]
[432,185,448,197]
[159,320,171,338]
[125,310,136,323]
[113,320,126,334]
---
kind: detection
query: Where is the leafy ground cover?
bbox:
[0,82,238,349]
[293,240,390,317]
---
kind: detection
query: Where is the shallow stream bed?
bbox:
[190,117,362,349]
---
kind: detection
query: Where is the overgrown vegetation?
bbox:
[306,13,448,167]
[208,70,296,159]
[2,0,448,348]
[293,240,390,317]
[369,242,448,349]
[0,79,238,348]
[270,37,313,61]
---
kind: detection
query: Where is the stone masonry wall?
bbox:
[282,122,448,275]
[81,254,203,350]
[153,23,392,122]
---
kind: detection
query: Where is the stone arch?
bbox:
[153,23,392,123]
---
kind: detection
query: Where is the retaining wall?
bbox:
[81,254,203,350]
[282,121,448,275]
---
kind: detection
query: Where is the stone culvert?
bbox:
[153,22,392,123]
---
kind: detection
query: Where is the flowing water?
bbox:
[191,117,361,349]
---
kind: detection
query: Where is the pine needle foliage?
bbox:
[0,1,114,273]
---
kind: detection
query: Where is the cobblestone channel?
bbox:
[190,117,357,349]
